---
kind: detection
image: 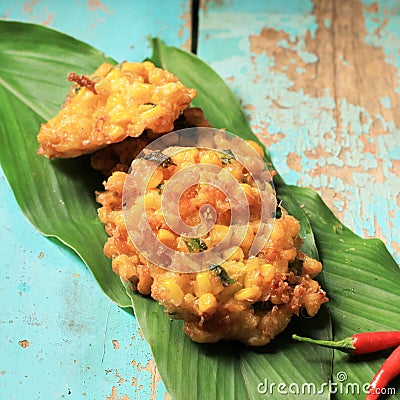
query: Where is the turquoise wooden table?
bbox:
[0,1,399,399]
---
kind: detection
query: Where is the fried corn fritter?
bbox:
[37,60,328,346]
[96,144,328,346]
[91,107,211,176]
[37,61,196,158]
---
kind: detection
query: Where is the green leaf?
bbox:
[126,284,332,400]
[0,21,130,307]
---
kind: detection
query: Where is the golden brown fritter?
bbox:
[37,61,196,159]
[90,107,211,176]
[96,145,328,346]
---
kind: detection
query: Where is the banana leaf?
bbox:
[0,21,399,400]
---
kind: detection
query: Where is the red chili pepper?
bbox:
[366,345,400,400]
[292,332,400,355]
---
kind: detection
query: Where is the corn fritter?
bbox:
[96,144,328,346]
[37,61,196,158]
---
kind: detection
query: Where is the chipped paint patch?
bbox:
[23,0,40,14]
[106,386,130,400]
[287,152,302,172]
[179,2,192,50]
[18,339,30,348]
[41,12,53,25]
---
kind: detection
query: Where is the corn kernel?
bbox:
[244,270,261,288]
[244,256,260,271]
[240,226,255,254]
[163,280,184,306]
[304,292,323,316]
[138,254,147,264]
[260,263,275,283]
[197,293,217,315]
[222,261,245,281]
[108,125,125,141]
[112,255,135,281]
[246,140,264,158]
[194,271,213,297]
[210,224,230,245]
[137,104,155,113]
[106,69,122,83]
[240,183,253,198]
[114,211,126,229]
[106,92,124,109]
[121,62,143,73]
[302,256,322,278]
[170,148,199,165]
[227,247,244,262]
[127,84,151,101]
[157,229,176,248]
[199,150,222,167]
[234,286,262,302]
[95,79,111,95]
[147,169,163,190]
[307,278,320,291]
[144,190,161,210]
[98,207,107,223]
[281,248,297,262]
[225,161,243,180]
[285,215,301,237]
[270,221,285,242]
[184,293,195,305]
[109,111,131,125]
[141,105,165,119]
[142,61,155,70]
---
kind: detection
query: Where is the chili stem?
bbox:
[292,334,355,353]
[293,331,400,355]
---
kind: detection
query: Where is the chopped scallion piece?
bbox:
[221,149,235,165]
[209,264,235,286]
[143,151,172,168]
[183,238,208,253]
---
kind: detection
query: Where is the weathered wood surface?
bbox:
[199,0,399,262]
[0,0,398,399]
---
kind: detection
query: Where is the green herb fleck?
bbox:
[221,149,235,165]
[156,182,164,194]
[210,264,235,286]
[183,238,208,253]
[143,151,172,168]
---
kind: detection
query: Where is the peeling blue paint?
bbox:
[380,96,392,108]
[324,17,331,29]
